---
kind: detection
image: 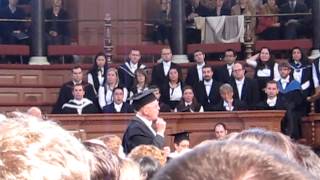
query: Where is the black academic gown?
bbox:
[214,64,234,83]
[211,99,247,111]
[194,80,222,111]
[122,116,165,154]
[61,99,99,114]
[151,62,181,90]
[229,77,260,109]
[118,60,146,90]
[52,81,97,114]
[185,64,204,88]
[256,96,300,139]
[102,102,133,113]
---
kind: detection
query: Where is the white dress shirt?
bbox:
[223,101,234,111]
[267,97,277,107]
[114,103,123,112]
[170,83,182,101]
[136,114,159,136]
[235,78,245,100]
[163,61,171,76]
[227,64,234,76]
[204,79,213,96]
[280,76,290,90]
[197,63,205,81]
[312,63,320,88]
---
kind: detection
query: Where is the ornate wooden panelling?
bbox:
[49,111,285,148]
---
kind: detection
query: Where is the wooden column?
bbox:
[104,13,113,64]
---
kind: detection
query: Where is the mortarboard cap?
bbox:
[131,89,157,111]
[169,131,191,144]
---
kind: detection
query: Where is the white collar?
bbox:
[204,79,213,86]
[73,80,82,85]
[185,102,192,106]
[281,76,290,83]
[136,113,153,128]
[235,77,245,84]
[114,103,123,112]
[227,64,234,69]
[197,62,205,68]
[267,97,277,106]
[163,61,171,66]
[72,99,87,105]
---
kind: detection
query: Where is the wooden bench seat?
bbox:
[187,42,242,54]
[255,39,312,51]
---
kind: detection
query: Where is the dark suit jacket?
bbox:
[195,80,222,111]
[214,64,234,83]
[211,99,247,111]
[102,102,133,113]
[52,81,97,114]
[122,116,165,154]
[118,61,146,90]
[279,1,308,24]
[185,64,202,88]
[229,77,260,108]
[210,6,231,16]
[61,100,99,114]
[151,62,181,89]
[0,6,26,43]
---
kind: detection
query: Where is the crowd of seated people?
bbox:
[1,111,319,179]
[153,0,311,44]
[49,45,320,140]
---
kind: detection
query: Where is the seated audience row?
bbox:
[1,112,319,179]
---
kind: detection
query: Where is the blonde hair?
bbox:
[97,134,122,156]
[128,145,167,166]
[0,113,93,180]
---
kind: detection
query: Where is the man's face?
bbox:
[194,51,205,64]
[215,125,227,139]
[161,48,172,62]
[72,85,85,100]
[140,100,160,121]
[232,63,245,80]
[53,0,62,7]
[224,51,236,65]
[9,0,18,6]
[279,66,291,79]
[153,89,161,100]
[174,140,190,153]
[265,83,279,98]
[113,89,124,104]
[202,67,213,81]
[72,68,83,83]
[129,50,141,64]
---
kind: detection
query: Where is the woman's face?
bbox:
[136,72,146,84]
[96,55,106,68]
[183,89,194,103]
[107,70,117,84]
[292,49,302,61]
[260,48,271,62]
[169,69,179,82]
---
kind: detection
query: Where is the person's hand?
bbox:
[163,146,171,157]
[272,23,280,27]
[155,118,166,136]
[49,30,58,37]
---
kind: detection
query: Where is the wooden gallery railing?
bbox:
[48,111,285,148]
